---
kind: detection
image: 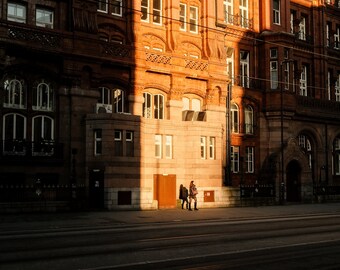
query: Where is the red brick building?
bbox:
[0,0,339,211]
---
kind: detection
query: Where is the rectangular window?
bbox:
[153,0,162,25]
[189,6,198,33]
[246,147,254,173]
[165,135,172,159]
[273,0,280,25]
[114,130,123,156]
[155,134,162,158]
[224,0,233,24]
[239,0,248,28]
[97,0,108,13]
[336,74,340,102]
[112,0,123,16]
[36,8,54,29]
[240,51,249,88]
[300,65,307,96]
[231,146,239,173]
[270,61,278,89]
[227,52,234,85]
[299,16,306,41]
[200,136,206,159]
[327,70,331,100]
[94,129,102,156]
[126,131,134,157]
[209,137,215,159]
[141,0,149,22]
[7,3,26,23]
[326,22,331,47]
[334,26,340,50]
[179,3,186,31]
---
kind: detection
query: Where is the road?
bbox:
[1,212,340,269]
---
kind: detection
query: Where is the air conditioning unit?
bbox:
[193,111,206,121]
[182,110,194,121]
[96,103,112,113]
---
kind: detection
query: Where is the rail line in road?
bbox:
[1,213,340,270]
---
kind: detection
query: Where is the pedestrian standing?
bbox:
[188,180,199,211]
[179,184,189,209]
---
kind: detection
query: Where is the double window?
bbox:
[224,0,233,24]
[239,0,248,28]
[33,81,54,111]
[98,87,127,113]
[3,78,26,109]
[3,113,26,154]
[36,8,54,29]
[200,136,216,160]
[143,92,164,119]
[155,134,172,159]
[7,2,26,23]
[180,3,198,33]
[32,116,54,156]
[141,0,162,25]
[97,0,123,16]
[114,130,134,157]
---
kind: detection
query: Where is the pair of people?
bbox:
[179,181,198,211]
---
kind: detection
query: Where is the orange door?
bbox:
[154,174,176,209]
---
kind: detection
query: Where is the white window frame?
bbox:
[36,8,54,29]
[165,135,172,159]
[154,94,164,119]
[94,129,102,156]
[239,0,248,28]
[112,0,123,16]
[7,2,26,23]
[152,0,162,25]
[189,6,198,33]
[245,105,254,134]
[209,137,215,160]
[273,0,280,25]
[180,3,186,31]
[155,134,162,158]
[336,74,340,102]
[33,81,53,111]
[246,146,254,173]
[326,23,330,47]
[240,51,249,88]
[98,87,111,105]
[113,88,125,113]
[227,52,234,84]
[2,113,27,154]
[327,71,331,100]
[224,0,233,24]
[200,136,206,159]
[141,0,149,22]
[97,0,108,13]
[32,115,54,141]
[299,16,306,41]
[231,146,240,173]
[334,26,340,50]
[231,103,239,133]
[3,78,26,109]
[270,61,278,89]
[300,65,307,96]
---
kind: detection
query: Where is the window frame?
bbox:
[200,136,206,159]
[209,137,215,160]
[245,146,254,173]
[231,103,239,134]
[231,146,240,173]
[245,105,254,135]
[97,0,108,13]
[165,135,173,159]
[155,134,162,158]
[240,51,249,88]
[112,0,123,16]
[299,65,308,96]
[7,2,26,23]
[94,129,102,156]
[273,0,280,25]
[36,7,54,29]
[3,78,26,109]
[33,81,54,111]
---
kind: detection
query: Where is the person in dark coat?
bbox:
[179,184,189,209]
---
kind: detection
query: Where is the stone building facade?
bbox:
[0,0,340,211]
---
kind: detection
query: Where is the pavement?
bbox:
[1,202,340,232]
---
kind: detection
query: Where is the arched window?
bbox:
[298,134,312,168]
[182,97,190,110]
[32,115,54,155]
[245,105,254,134]
[182,96,201,111]
[3,78,26,109]
[231,103,239,133]
[33,81,54,111]
[143,92,164,119]
[2,113,26,154]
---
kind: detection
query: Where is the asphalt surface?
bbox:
[1,203,340,232]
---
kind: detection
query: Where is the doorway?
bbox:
[154,174,176,209]
[286,160,301,202]
[89,169,104,209]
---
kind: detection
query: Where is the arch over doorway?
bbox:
[286,160,301,202]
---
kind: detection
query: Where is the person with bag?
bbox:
[179,184,189,209]
[188,180,198,211]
